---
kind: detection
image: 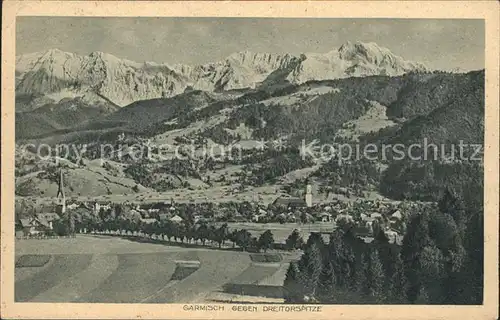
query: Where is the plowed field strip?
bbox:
[15,254,92,302]
[31,254,119,302]
[80,252,178,303]
[146,251,251,303]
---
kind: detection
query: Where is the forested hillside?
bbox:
[284,178,484,304]
[15,70,484,204]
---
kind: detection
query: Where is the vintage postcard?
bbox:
[1,1,499,319]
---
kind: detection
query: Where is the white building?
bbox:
[305,184,313,207]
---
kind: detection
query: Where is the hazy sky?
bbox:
[16,17,484,71]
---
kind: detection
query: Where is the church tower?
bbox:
[305,184,312,207]
[56,168,66,215]
[56,168,75,235]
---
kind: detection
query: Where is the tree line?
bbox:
[56,215,309,253]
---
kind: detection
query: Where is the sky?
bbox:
[16,17,484,71]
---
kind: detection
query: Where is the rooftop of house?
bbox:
[158,213,169,221]
[18,218,32,228]
[169,215,183,222]
[140,218,157,224]
[390,210,403,219]
[18,216,51,229]
[273,197,308,207]
[37,212,60,221]
[335,214,354,222]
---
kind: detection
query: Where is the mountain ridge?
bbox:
[16,41,428,107]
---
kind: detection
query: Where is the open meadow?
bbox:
[221,222,336,243]
[15,235,299,303]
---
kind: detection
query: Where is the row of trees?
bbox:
[63,216,305,252]
[284,188,483,304]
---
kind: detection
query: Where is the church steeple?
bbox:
[56,168,66,215]
[57,168,65,199]
[55,168,74,235]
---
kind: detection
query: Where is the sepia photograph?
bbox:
[1,1,499,320]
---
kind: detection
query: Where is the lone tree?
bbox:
[318,259,336,303]
[362,248,385,303]
[402,209,432,303]
[161,221,174,241]
[53,218,70,236]
[228,229,238,248]
[300,212,309,224]
[258,230,275,252]
[285,229,304,250]
[215,223,229,248]
[297,241,323,299]
[196,223,209,246]
[389,253,408,303]
[283,261,303,303]
[235,229,252,251]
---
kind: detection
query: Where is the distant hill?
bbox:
[105,90,221,132]
[16,96,119,139]
[386,70,483,119]
[362,70,484,146]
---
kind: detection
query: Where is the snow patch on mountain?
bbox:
[287,41,426,83]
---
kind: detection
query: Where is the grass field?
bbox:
[15,235,294,303]
[222,222,336,243]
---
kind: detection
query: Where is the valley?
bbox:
[14,39,485,306]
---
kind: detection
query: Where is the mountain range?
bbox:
[16,41,427,107]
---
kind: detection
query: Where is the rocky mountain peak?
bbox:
[338,41,428,71]
[16,41,429,107]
